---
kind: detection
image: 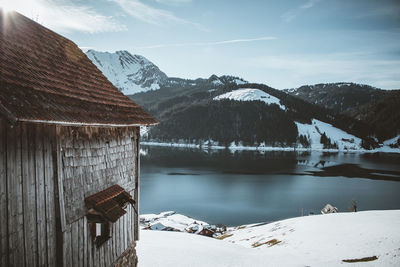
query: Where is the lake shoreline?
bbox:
[141,141,400,154]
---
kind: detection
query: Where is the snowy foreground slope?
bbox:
[137,210,400,267]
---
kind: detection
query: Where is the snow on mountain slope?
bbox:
[296,119,362,150]
[214,88,285,110]
[383,135,400,146]
[137,210,400,267]
[86,50,167,95]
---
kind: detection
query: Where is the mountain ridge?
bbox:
[85,50,399,148]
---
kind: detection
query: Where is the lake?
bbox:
[139,146,400,226]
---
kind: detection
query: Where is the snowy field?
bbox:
[137,210,400,267]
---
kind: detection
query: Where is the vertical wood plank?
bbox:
[78,219,84,267]
[62,226,72,267]
[127,205,131,246]
[118,219,122,257]
[83,217,88,267]
[43,126,56,266]
[7,123,25,267]
[109,221,114,265]
[0,120,9,267]
[56,131,67,232]
[125,213,128,250]
[114,221,118,260]
[86,220,93,267]
[72,221,79,267]
[35,124,48,267]
[22,123,38,267]
[99,241,105,267]
[103,236,109,267]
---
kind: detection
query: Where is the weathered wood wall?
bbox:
[58,125,139,267]
[0,119,57,267]
[0,120,140,267]
[62,205,136,267]
[57,126,138,225]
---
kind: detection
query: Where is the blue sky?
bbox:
[3,0,400,89]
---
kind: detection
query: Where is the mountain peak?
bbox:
[86,50,168,95]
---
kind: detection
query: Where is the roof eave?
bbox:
[17,118,159,127]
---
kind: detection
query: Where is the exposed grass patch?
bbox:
[252,239,281,248]
[342,256,378,263]
[215,234,233,240]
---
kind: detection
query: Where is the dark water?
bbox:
[139,146,400,226]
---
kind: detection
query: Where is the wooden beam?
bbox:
[0,119,9,267]
[134,127,140,241]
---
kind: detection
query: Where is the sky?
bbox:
[2,0,400,89]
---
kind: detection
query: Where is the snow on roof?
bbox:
[213,88,285,110]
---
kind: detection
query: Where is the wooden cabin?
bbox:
[0,11,157,267]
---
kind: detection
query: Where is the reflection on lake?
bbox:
[139,146,400,226]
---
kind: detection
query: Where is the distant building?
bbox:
[321,204,339,214]
[0,10,157,267]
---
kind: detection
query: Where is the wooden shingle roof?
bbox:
[0,11,157,126]
[85,185,133,223]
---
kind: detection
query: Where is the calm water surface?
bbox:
[140,146,400,226]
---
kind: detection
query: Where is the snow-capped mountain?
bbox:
[86,50,168,95]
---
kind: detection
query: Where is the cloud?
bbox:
[243,52,400,89]
[135,36,277,49]
[281,0,320,22]
[154,0,192,5]
[79,46,96,51]
[2,0,126,33]
[110,0,204,30]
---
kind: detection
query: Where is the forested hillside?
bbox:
[132,82,377,149]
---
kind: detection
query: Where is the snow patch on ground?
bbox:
[214,88,285,110]
[137,210,400,267]
[212,79,224,86]
[233,78,247,85]
[296,119,362,150]
[384,135,400,146]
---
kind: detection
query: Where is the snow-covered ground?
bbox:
[296,119,362,150]
[384,135,400,147]
[214,88,286,110]
[137,210,400,267]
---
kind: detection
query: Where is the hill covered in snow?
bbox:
[137,210,400,267]
[214,88,286,110]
